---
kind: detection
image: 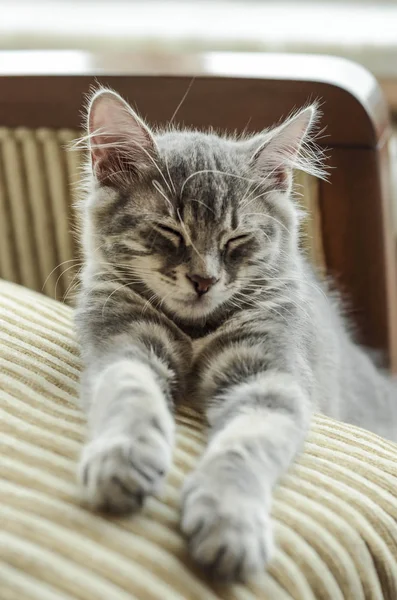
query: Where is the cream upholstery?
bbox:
[2,279,397,599]
[0,128,81,301]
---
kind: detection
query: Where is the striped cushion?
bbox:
[1,278,397,599]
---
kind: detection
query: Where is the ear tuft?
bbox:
[250,102,326,190]
[85,87,157,185]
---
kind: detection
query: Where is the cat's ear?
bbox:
[87,88,157,184]
[250,104,320,190]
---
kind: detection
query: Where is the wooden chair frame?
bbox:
[1,51,396,368]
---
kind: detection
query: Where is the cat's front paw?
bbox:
[181,467,273,581]
[79,421,172,513]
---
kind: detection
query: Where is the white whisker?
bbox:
[181,169,257,197]
[169,77,195,124]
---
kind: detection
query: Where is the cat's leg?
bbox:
[79,350,173,513]
[181,322,313,579]
[77,312,191,513]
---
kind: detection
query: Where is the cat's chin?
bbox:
[163,294,222,321]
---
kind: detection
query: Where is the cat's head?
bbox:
[81,88,322,322]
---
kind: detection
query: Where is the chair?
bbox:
[1,51,397,599]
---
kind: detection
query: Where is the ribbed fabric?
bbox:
[0,128,325,305]
[1,278,397,599]
[0,128,81,301]
[296,171,326,276]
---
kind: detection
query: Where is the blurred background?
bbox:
[1,0,397,111]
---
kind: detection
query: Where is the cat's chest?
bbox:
[191,337,209,359]
[175,320,221,359]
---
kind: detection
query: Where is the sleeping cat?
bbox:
[75,87,397,581]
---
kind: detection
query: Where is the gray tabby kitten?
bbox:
[76,88,397,581]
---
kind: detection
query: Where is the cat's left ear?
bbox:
[250,104,318,190]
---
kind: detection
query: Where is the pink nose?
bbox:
[187,274,219,296]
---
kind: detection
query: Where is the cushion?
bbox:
[1,278,397,600]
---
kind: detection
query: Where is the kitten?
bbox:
[75,87,397,581]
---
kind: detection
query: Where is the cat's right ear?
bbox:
[87,88,157,184]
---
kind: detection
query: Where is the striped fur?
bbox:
[75,88,397,580]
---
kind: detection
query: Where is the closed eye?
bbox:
[154,223,184,244]
[225,234,251,248]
